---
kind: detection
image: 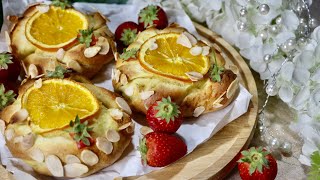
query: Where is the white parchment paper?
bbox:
[0,1,253,179]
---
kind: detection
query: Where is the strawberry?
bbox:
[7,54,21,82]
[146,97,183,134]
[138,5,168,30]
[138,132,187,167]
[238,147,277,180]
[0,52,13,83]
[69,115,94,149]
[115,21,141,47]
[0,83,16,110]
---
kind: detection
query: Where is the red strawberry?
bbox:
[69,132,95,149]
[147,97,183,134]
[238,147,277,180]
[138,5,168,30]
[139,132,187,167]
[0,52,13,83]
[4,81,19,95]
[115,21,141,47]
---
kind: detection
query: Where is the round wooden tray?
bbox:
[0,23,258,180]
[128,23,259,180]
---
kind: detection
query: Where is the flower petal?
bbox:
[292,68,310,85]
[279,85,293,103]
[292,86,310,109]
[274,31,295,44]
[294,50,315,69]
[250,60,267,73]
[281,10,299,31]
[280,61,294,81]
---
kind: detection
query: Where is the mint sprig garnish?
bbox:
[51,0,72,9]
[210,51,224,82]
[120,29,138,46]
[0,53,13,70]
[46,65,71,79]
[78,28,94,48]
[138,5,159,28]
[308,150,320,180]
[0,84,16,110]
[69,115,93,146]
[120,48,138,61]
[155,97,181,123]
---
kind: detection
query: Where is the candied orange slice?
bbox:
[139,33,210,81]
[25,6,88,49]
[22,79,99,130]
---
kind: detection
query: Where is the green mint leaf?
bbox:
[0,84,16,110]
[69,115,93,148]
[78,29,94,48]
[51,0,71,9]
[81,137,90,146]
[210,51,224,82]
[46,65,71,79]
[120,48,138,61]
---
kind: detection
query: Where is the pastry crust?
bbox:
[0,76,133,177]
[9,3,116,79]
[113,25,239,117]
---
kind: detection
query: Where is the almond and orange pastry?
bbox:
[113,24,239,117]
[7,2,115,79]
[0,75,134,178]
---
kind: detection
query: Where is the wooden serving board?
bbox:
[0,23,258,180]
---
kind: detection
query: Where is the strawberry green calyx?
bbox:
[139,5,159,28]
[155,97,181,123]
[46,65,71,79]
[138,138,148,165]
[51,0,72,9]
[238,147,270,175]
[69,115,93,146]
[0,84,16,110]
[78,28,94,48]
[210,51,224,82]
[120,48,138,61]
[120,29,138,46]
[0,53,13,70]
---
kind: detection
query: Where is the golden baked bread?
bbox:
[113,25,239,117]
[0,76,134,178]
[8,3,115,79]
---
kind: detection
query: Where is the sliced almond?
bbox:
[97,37,110,55]
[114,52,119,61]
[64,163,88,178]
[47,61,56,72]
[120,74,128,85]
[124,86,134,96]
[55,48,65,61]
[29,148,44,162]
[65,154,81,164]
[20,133,35,150]
[67,59,82,72]
[140,91,154,100]
[126,122,135,134]
[213,102,223,108]
[11,109,29,123]
[115,97,132,115]
[106,129,120,142]
[185,72,203,81]
[109,109,123,120]
[193,106,205,117]
[5,31,12,52]
[45,155,64,177]
[80,150,99,166]
[183,32,197,45]
[190,46,202,56]
[212,92,226,108]
[34,78,42,89]
[0,119,5,134]
[28,64,38,79]
[36,5,49,13]
[96,137,113,155]
[149,40,158,50]
[177,33,192,48]
[140,126,153,136]
[114,69,121,83]
[118,122,132,130]
[202,46,210,56]
[226,78,239,99]
[5,128,15,140]
[84,46,101,58]
[13,136,23,144]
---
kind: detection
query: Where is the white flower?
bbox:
[279,84,294,103]
[281,10,299,31]
[291,86,310,110]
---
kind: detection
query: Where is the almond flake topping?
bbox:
[185,71,203,81]
[227,78,239,99]
[126,122,135,134]
[34,78,42,89]
[110,109,123,120]
[84,46,101,58]
[106,129,120,142]
[56,48,65,61]
[45,155,64,177]
[202,46,210,56]
[120,74,128,85]
[124,86,134,97]
[5,128,15,140]
[140,126,153,136]
[193,106,205,117]
[183,32,197,45]
[11,109,29,123]
[149,39,158,50]
[64,163,88,178]
[65,155,81,164]
[118,122,132,130]
[67,59,82,72]
[29,148,44,162]
[28,64,38,79]
[20,133,35,150]
[114,69,121,83]
[96,137,113,155]
[80,150,99,166]
[140,91,154,100]
[115,97,132,115]
[36,5,49,13]
[97,37,110,55]
[190,46,203,56]
[177,33,192,48]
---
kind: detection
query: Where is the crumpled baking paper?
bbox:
[0,1,252,179]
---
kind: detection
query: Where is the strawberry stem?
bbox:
[120,29,138,46]
[0,84,16,110]
[138,5,159,28]
[238,147,270,175]
[155,97,181,123]
[138,137,147,165]
[51,0,72,9]
[46,65,71,79]
[0,53,13,70]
